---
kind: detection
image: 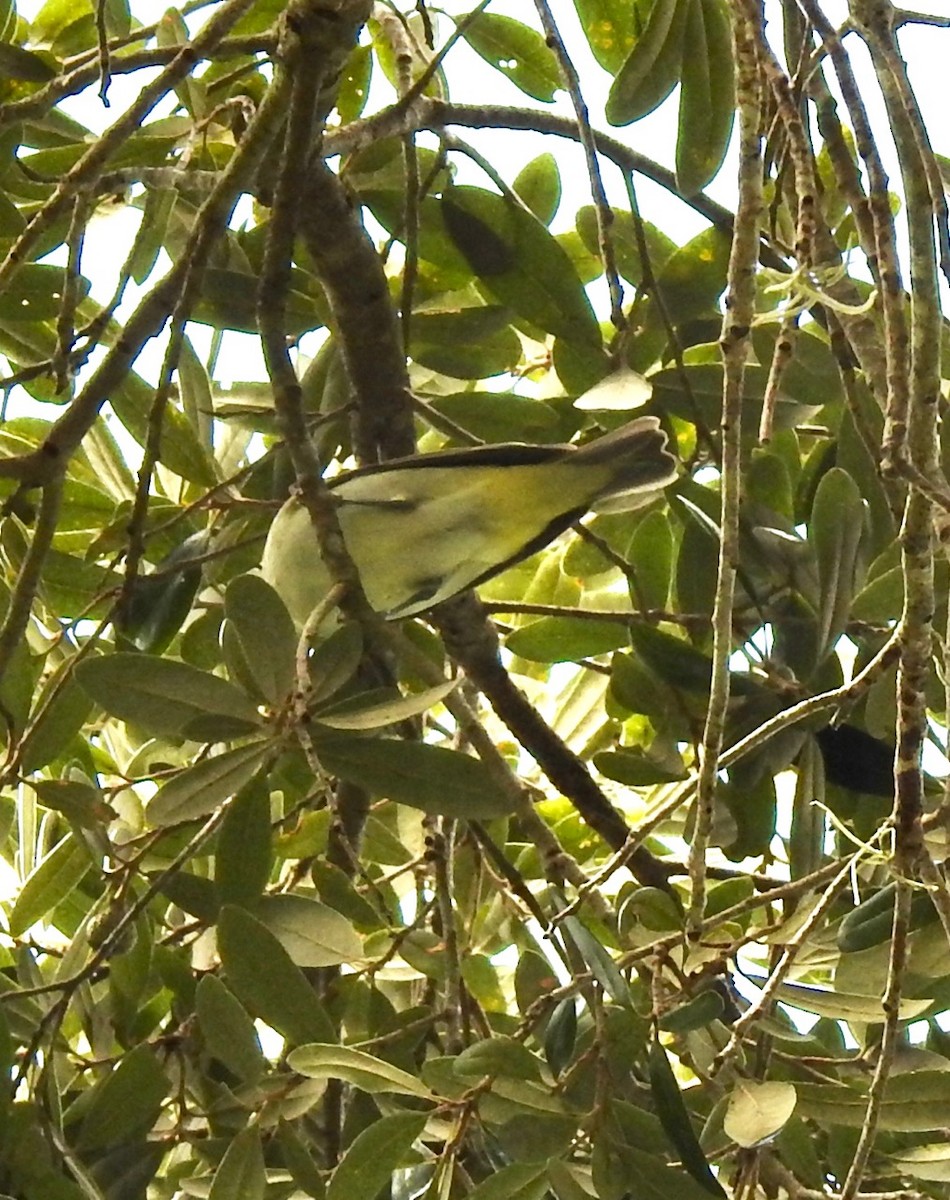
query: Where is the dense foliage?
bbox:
[2,0,950,1196]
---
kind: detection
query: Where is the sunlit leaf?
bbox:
[460,12,562,103]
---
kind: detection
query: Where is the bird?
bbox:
[261,416,678,626]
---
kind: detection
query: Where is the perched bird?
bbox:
[261,416,677,626]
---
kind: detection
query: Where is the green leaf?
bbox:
[215,778,273,907]
[217,905,337,1046]
[256,894,363,968]
[308,623,364,706]
[658,989,725,1033]
[158,871,220,922]
[723,1079,797,1149]
[29,779,116,828]
[795,1071,950,1131]
[774,981,931,1023]
[0,43,57,81]
[209,1127,265,1200]
[443,186,601,347]
[648,1037,726,1195]
[116,530,207,654]
[277,1121,326,1198]
[110,371,217,487]
[8,834,92,937]
[314,736,515,819]
[193,266,328,336]
[148,740,270,827]
[336,42,372,124]
[544,997,578,1076]
[74,1043,167,1151]
[465,1163,549,1200]
[19,666,94,773]
[889,1144,950,1184]
[361,189,472,282]
[196,975,267,1084]
[0,0,15,40]
[514,153,562,225]
[288,1043,435,1099]
[460,12,562,103]
[576,206,677,288]
[649,225,732,327]
[675,0,735,196]
[505,618,629,663]
[593,1140,722,1200]
[606,0,687,125]
[425,392,562,444]
[0,263,88,321]
[626,509,673,609]
[75,653,262,740]
[129,187,177,284]
[562,914,631,1007]
[315,678,458,730]
[409,305,522,380]
[326,1111,427,1200]
[573,0,637,73]
[455,1037,546,1081]
[626,624,712,693]
[223,573,297,705]
[594,750,687,786]
[809,467,867,656]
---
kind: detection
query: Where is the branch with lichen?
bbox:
[687,5,763,935]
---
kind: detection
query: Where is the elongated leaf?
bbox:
[443,186,601,347]
[196,975,267,1084]
[256,894,363,968]
[573,0,637,72]
[795,1071,950,1131]
[315,678,458,730]
[649,225,731,327]
[890,1144,950,1184]
[0,263,88,320]
[562,914,630,1007]
[209,1127,265,1200]
[514,153,562,225]
[505,618,628,663]
[215,778,273,906]
[466,1163,548,1200]
[676,0,735,195]
[606,0,687,125]
[75,653,262,740]
[809,467,868,657]
[410,305,522,380]
[774,981,931,1022]
[74,1043,167,1151]
[148,740,270,826]
[277,1121,327,1198]
[288,1044,435,1099]
[326,1111,427,1200]
[30,778,116,828]
[576,206,678,288]
[461,12,561,103]
[8,835,92,937]
[308,622,364,706]
[314,736,515,819]
[648,1037,726,1196]
[217,905,336,1046]
[454,1037,545,1081]
[110,371,217,487]
[223,574,297,706]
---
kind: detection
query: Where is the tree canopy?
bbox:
[3,0,950,1196]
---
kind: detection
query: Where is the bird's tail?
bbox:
[570,416,678,512]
